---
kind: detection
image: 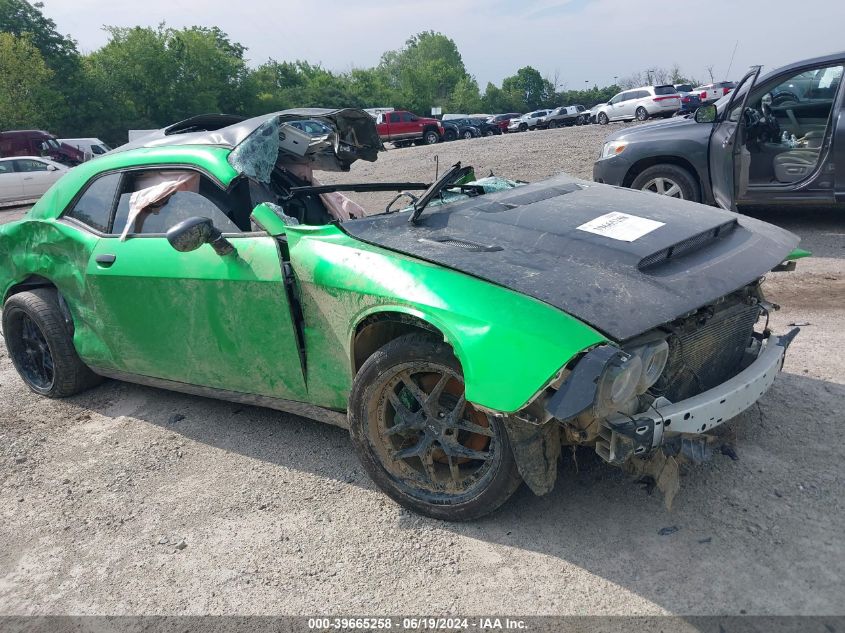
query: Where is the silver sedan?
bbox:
[0,156,68,206]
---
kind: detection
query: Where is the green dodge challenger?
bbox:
[0,109,805,519]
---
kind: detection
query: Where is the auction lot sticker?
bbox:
[577,211,665,242]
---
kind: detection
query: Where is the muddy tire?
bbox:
[631,164,700,202]
[348,334,522,521]
[2,289,102,398]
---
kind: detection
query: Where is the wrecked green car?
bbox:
[0,109,804,520]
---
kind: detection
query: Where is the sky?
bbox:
[40,0,845,89]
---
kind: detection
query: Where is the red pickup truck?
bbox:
[376,111,444,147]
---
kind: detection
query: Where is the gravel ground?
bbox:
[0,124,843,618]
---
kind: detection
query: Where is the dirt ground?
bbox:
[0,124,843,617]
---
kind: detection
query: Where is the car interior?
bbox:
[740,64,842,185]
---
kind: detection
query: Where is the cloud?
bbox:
[39,0,845,88]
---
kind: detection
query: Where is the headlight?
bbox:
[630,340,669,392]
[600,140,628,159]
[595,353,642,416]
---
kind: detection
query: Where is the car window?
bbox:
[389,113,400,123]
[654,85,676,95]
[91,145,106,155]
[13,159,49,172]
[112,170,242,237]
[64,173,121,233]
[0,162,13,175]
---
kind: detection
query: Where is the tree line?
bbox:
[1,0,698,146]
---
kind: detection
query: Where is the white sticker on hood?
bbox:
[577,212,665,242]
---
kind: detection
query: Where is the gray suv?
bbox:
[593,52,845,210]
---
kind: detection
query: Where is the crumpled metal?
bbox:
[227,118,280,183]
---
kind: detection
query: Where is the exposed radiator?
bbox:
[653,300,761,402]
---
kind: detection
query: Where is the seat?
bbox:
[773,149,820,183]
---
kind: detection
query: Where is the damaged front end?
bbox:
[507,281,799,508]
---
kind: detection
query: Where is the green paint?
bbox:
[785,248,812,260]
[1,144,607,416]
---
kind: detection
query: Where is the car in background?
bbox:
[442,114,468,121]
[285,120,333,137]
[441,119,481,141]
[376,111,444,147]
[1,130,85,165]
[587,103,607,124]
[489,113,522,133]
[596,86,681,124]
[0,156,68,205]
[539,105,588,128]
[467,117,501,136]
[673,85,703,115]
[507,110,552,132]
[695,81,736,104]
[58,138,111,161]
[593,52,845,210]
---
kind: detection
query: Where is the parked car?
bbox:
[672,85,703,115]
[285,120,333,137]
[587,103,607,124]
[0,107,805,520]
[467,117,501,136]
[695,81,736,104]
[0,130,85,165]
[0,156,67,205]
[507,110,552,132]
[58,138,111,161]
[593,52,845,210]
[595,86,681,124]
[488,113,522,133]
[376,110,444,147]
[441,119,481,141]
[539,105,588,128]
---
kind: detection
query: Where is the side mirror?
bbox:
[166,217,234,256]
[47,165,59,171]
[694,103,718,124]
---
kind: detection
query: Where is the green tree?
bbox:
[0,32,59,129]
[501,66,554,111]
[378,32,473,113]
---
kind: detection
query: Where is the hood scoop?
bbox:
[638,219,738,270]
[419,236,503,253]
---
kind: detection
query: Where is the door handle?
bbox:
[95,254,116,267]
[23,176,34,180]
[722,138,733,148]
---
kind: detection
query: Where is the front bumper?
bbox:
[597,329,797,463]
[592,152,632,186]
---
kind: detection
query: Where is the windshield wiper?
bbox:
[409,162,473,224]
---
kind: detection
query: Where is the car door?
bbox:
[13,158,56,197]
[0,161,24,202]
[708,66,761,209]
[65,168,308,401]
[611,93,630,120]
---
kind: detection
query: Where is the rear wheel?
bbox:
[598,112,609,125]
[519,123,528,132]
[2,289,102,397]
[547,120,557,129]
[444,128,457,142]
[636,106,649,121]
[348,334,522,521]
[462,129,474,140]
[483,129,495,137]
[631,164,700,202]
[423,130,440,145]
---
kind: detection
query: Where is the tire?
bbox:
[630,164,700,202]
[348,333,522,521]
[636,106,649,121]
[484,130,495,137]
[576,115,585,126]
[519,123,528,132]
[423,130,440,145]
[462,130,473,140]
[2,288,102,398]
[598,112,609,125]
[548,120,557,129]
[444,129,457,142]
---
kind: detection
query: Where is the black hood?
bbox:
[341,174,799,341]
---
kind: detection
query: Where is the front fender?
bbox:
[286,224,607,413]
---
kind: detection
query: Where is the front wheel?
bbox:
[484,129,495,137]
[598,112,609,125]
[348,334,522,521]
[2,289,102,397]
[423,130,440,145]
[636,107,649,121]
[462,130,474,140]
[519,123,528,132]
[630,164,700,202]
